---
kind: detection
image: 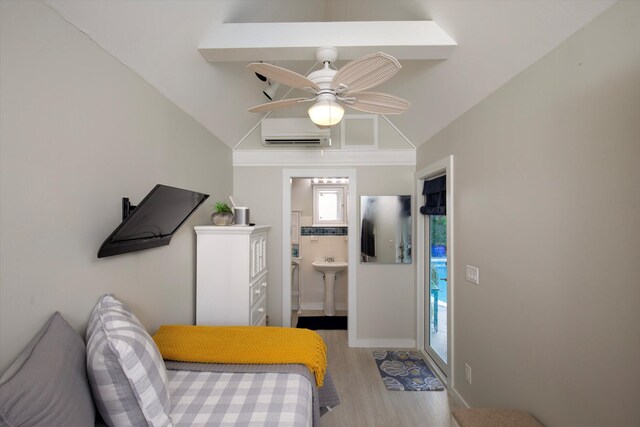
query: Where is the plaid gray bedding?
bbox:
[168,370,312,427]
[165,362,340,426]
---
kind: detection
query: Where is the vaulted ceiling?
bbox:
[45,0,615,148]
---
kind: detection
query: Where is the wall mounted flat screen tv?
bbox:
[98,184,209,258]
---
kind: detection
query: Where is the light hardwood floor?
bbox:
[295,313,456,427]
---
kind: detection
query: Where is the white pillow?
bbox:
[86,294,172,427]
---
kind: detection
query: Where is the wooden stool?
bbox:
[452,408,543,427]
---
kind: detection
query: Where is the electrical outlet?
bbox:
[465,363,472,384]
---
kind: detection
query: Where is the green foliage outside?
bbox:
[430,215,447,247]
[429,215,447,290]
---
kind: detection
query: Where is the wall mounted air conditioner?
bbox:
[261,118,331,147]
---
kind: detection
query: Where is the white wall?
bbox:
[416,2,640,426]
[353,167,416,344]
[234,165,415,344]
[0,1,232,373]
[291,178,313,214]
[298,232,349,311]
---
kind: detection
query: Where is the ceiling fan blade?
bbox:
[247,63,320,91]
[332,52,401,93]
[343,92,410,114]
[247,98,309,113]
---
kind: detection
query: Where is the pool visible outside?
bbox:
[429,257,448,363]
[430,257,447,304]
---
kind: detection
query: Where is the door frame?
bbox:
[415,155,454,385]
[282,168,358,347]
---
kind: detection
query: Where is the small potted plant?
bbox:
[211,202,235,225]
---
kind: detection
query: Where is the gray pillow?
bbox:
[0,312,95,426]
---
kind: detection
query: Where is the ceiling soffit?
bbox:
[198,21,457,62]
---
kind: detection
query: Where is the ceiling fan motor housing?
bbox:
[306,67,337,90]
[309,47,339,91]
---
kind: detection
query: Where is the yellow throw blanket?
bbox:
[153,325,327,386]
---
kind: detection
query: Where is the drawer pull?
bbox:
[255,289,261,295]
[258,308,265,313]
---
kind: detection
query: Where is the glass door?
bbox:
[418,159,452,379]
[425,210,448,373]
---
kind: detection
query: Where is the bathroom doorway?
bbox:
[282,169,357,346]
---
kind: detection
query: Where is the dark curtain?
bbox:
[399,195,411,217]
[420,176,446,216]
[360,217,376,257]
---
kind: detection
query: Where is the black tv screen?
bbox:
[98,184,209,258]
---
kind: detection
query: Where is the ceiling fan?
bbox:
[247,47,410,126]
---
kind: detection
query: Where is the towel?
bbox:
[153,325,327,386]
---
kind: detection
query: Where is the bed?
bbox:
[167,370,312,426]
[0,295,338,427]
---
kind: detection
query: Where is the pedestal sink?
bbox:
[312,261,348,316]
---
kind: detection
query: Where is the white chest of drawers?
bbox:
[195,225,270,326]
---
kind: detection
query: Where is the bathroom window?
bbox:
[313,184,347,226]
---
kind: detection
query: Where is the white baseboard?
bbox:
[351,338,416,348]
[449,386,470,409]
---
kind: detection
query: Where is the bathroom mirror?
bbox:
[360,195,412,264]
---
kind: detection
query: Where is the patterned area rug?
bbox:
[373,350,444,391]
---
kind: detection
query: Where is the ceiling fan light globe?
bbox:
[308,100,344,126]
